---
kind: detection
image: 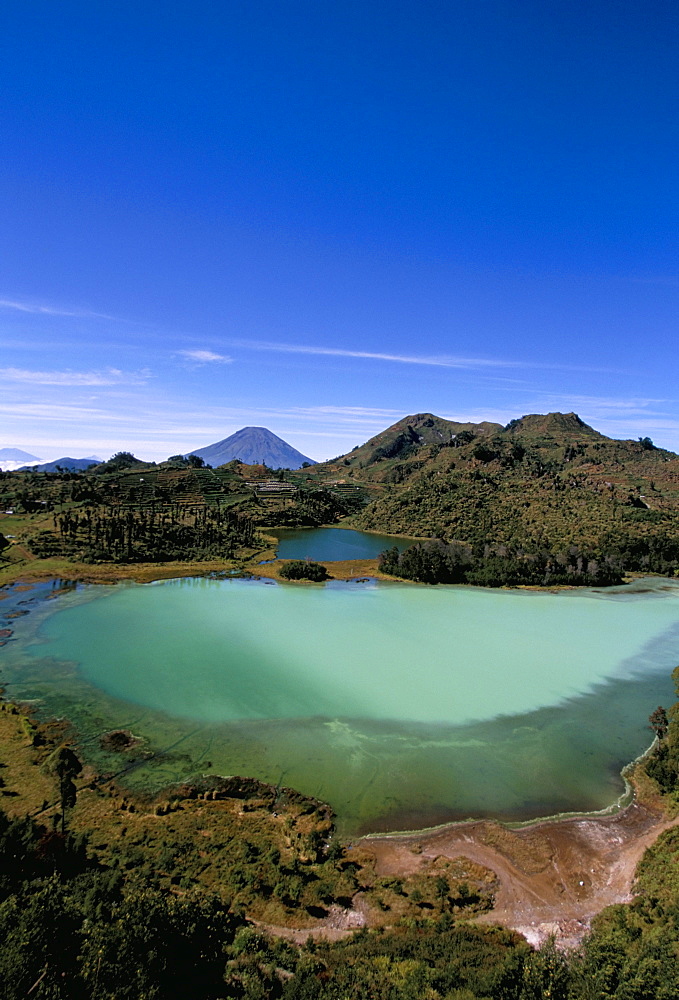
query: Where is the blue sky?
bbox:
[1,1,678,462]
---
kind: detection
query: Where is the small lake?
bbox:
[2,575,679,835]
[271,526,413,561]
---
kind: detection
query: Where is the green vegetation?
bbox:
[644,666,679,794]
[3,661,679,996]
[571,859,679,999]
[4,409,678,587]
[251,485,367,528]
[46,745,82,834]
[306,411,679,584]
[3,795,679,998]
[0,454,367,582]
[0,819,530,1000]
[32,503,256,563]
[92,451,147,473]
[279,560,329,581]
[0,812,242,1000]
[380,539,622,587]
[0,702,509,999]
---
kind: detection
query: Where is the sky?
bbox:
[1,0,678,463]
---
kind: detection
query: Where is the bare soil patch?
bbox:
[357,793,679,948]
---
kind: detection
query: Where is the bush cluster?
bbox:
[279,560,329,581]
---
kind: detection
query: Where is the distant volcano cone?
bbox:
[188,427,315,469]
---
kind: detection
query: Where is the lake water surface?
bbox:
[271,526,413,561]
[2,576,679,834]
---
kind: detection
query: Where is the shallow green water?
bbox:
[271,526,413,561]
[3,576,679,834]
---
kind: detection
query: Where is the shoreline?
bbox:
[2,674,675,950]
[2,570,678,947]
[355,782,678,949]
[2,519,674,590]
[2,571,676,841]
[3,550,670,593]
[362,743,654,843]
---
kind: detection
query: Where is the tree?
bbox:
[434,874,450,910]
[47,746,82,834]
[102,451,140,471]
[649,706,669,741]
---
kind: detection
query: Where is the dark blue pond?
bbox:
[272,526,414,561]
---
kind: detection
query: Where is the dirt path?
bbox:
[359,800,679,948]
[254,900,370,945]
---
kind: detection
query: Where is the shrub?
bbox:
[279,560,329,582]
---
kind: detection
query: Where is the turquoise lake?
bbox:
[2,575,679,834]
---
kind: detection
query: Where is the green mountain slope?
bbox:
[322,412,502,483]
[310,411,679,576]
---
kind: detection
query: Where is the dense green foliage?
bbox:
[0,808,539,1000]
[279,560,329,581]
[5,810,679,1000]
[4,409,679,994]
[92,451,146,473]
[380,539,623,587]
[29,503,256,563]
[644,666,679,793]
[0,800,526,999]
[0,460,366,566]
[9,409,678,577]
[260,486,367,528]
[47,745,83,833]
[0,810,243,1000]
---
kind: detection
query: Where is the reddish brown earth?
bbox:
[358,799,679,948]
[258,791,678,949]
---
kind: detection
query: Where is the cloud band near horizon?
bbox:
[224,338,617,374]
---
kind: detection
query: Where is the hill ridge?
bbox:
[302,410,679,575]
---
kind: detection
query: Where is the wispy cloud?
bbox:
[0,402,107,419]
[288,405,402,420]
[176,349,232,364]
[0,367,149,386]
[0,298,116,320]
[529,392,674,419]
[227,338,616,373]
[230,338,522,369]
[174,403,404,431]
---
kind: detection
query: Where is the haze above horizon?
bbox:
[2,2,678,462]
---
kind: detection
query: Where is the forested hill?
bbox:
[309,411,679,578]
[3,411,679,581]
